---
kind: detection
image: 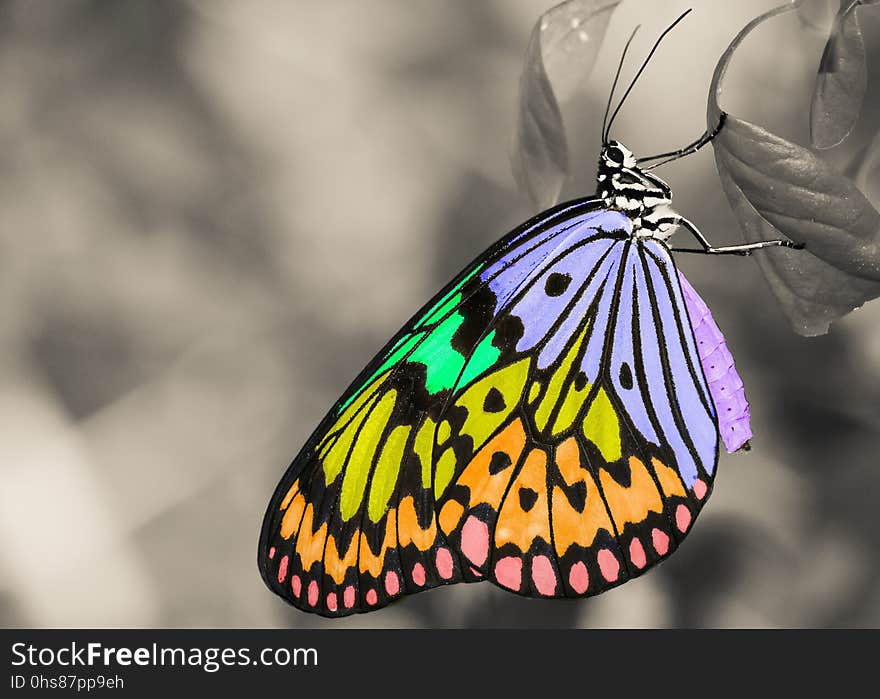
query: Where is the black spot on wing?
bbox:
[585,442,632,487]
[564,481,587,512]
[619,361,633,390]
[492,314,525,356]
[519,487,538,512]
[483,387,506,413]
[544,272,572,297]
[489,451,513,475]
[387,363,434,423]
[452,284,497,353]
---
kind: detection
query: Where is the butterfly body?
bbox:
[258,138,755,616]
[597,140,674,228]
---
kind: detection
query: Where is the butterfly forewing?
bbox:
[259,199,720,616]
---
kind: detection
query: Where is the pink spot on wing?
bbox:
[291,575,302,598]
[597,549,620,583]
[469,567,483,578]
[694,479,708,500]
[569,562,589,594]
[652,528,670,556]
[494,556,523,591]
[629,538,647,569]
[365,589,378,606]
[343,585,355,609]
[676,504,692,532]
[411,563,426,587]
[268,546,276,560]
[436,548,454,580]
[326,592,338,612]
[461,516,489,567]
[277,555,289,583]
[531,555,557,596]
[307,580,319,607]
[385,571,400,596]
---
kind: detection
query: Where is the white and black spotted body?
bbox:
[597,140,679,241]
[596,137,801,257]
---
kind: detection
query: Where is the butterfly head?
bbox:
[599,141,637,170]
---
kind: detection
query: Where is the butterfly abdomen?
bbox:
[677,272,752,452]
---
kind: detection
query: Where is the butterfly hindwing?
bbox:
[436,235,719,599]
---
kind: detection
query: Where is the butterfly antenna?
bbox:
[602,25,640,145]
[604,8,692,141]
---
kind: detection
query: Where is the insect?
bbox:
[258,10,801,618]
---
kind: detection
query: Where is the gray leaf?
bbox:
[810,1,868,149]
[708,2,880,336]
[796,0,838,35]
[511,0,619,211]
[855,130,880,205]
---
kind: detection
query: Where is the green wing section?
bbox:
[338,264,484,411]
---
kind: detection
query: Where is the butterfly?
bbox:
[258,10,801,618]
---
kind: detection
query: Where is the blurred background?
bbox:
[0,0,878,628]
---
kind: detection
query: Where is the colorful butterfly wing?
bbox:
[258,197,617,616]
[436,235,721,598]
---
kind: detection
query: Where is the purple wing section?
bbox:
[483,220,589,314]
[502,203,608,249]
[606,248,660,445]
[481,209,631,369]
[538,248,619,370]
[677,270,752,453]
[482,210,628,296]
[482,208,609,286]
[510,239,619,361]
[640,242,718,481]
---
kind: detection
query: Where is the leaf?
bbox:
[511,26,569,212]
[810,1,868,149]
[511,0,619,211]
[796,0,838,35]
[855,130,880,205]
[715,159,880,335]
[708,2,880,336]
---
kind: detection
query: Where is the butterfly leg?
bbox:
[637,113,727,169]
[662,215,804,255]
